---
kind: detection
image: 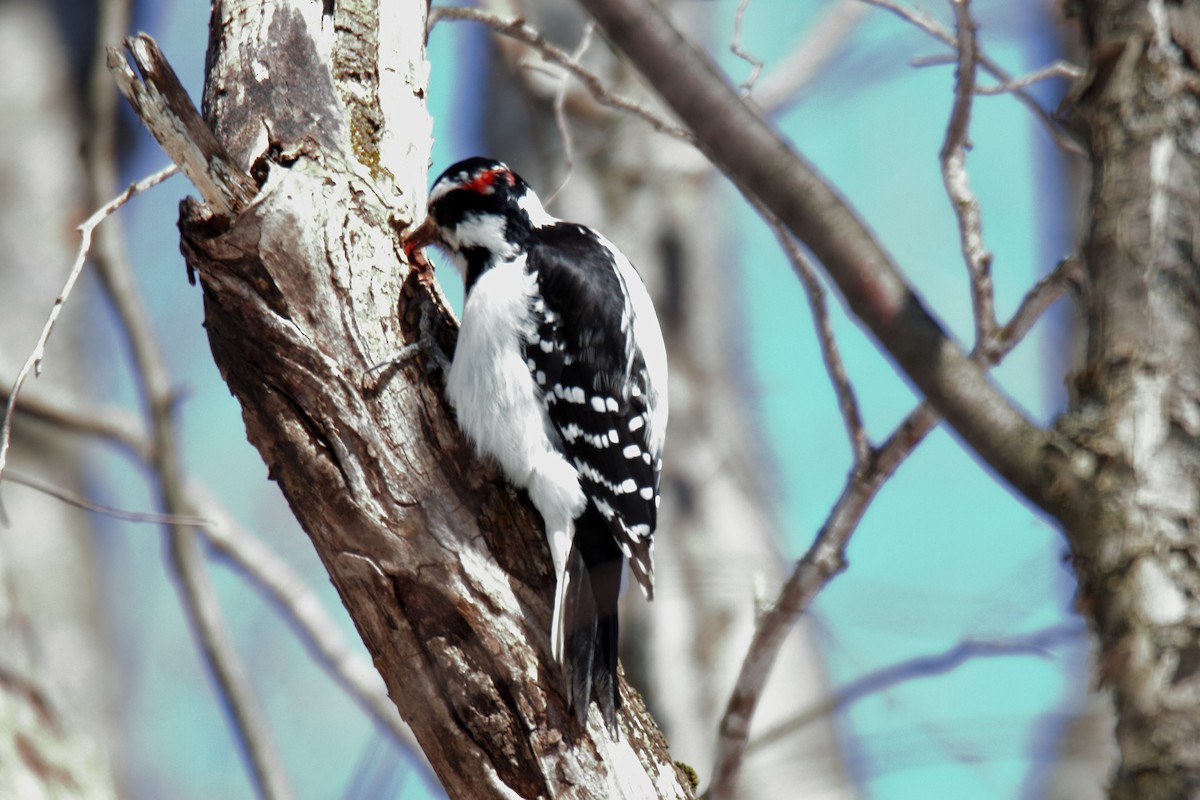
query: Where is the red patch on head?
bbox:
[462,167,514,195]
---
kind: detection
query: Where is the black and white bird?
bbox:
[403,157,668,734]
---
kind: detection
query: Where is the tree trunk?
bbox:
[1065,1,1200,797]
[134,1,696,797]
[0,2,118,797]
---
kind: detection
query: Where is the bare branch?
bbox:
[0,164,177,493]
[707,256,1071,795]
[97,34,291,798]
[764,213,869,465]
[577,0,1066,521]
[544,21,597,208]
[5,470,209,526]
[166,525,294,800]
[746,623,1084,756]
[1,375,423,762]
[976,59,1084,96]
[729,0,763,95]
[1,386,149,463]
[571,3,1079,792]
[860,0,1084,155]
[93,245,294,800]
[940,0,997,355]
[183,482,427,764]
[431,5,693,141]
[999,255,1078,348]
[706,443,889,799]
[107,36,255,214]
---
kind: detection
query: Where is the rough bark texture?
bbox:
[1066,1,1200,797]
[163,1,692,797]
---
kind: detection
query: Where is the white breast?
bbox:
[445,256,586,582]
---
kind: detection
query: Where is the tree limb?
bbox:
[0,165,176,493]
[706,246,1072,796]
[574,0,1076,522]
[99,34,291,800]
[747,622,1084,757]
[940,0,997,356]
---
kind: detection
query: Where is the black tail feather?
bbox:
[560,505,624,737]
[562,542,597,725]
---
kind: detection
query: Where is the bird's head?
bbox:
[402,157,554,278]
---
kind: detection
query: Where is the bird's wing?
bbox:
[524,223,660,597]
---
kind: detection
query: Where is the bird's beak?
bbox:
[402,216,439,271]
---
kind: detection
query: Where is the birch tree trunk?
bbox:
[1064,2,1200,797]
[115,1,694,797]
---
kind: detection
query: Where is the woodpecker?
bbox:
[403,157,668,735]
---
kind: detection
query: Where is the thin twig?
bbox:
[5,470,210,526]
[860,0,1084,155]
[0,374,423,762]
[0,164,177,492]
[90,21,291,798]
[746,623,1083,755]
[910,52,958,69]
[0,386,149,463]
[998,255,1078,348]
[765,213,869,465]
[940,0,997,355]
[730,0,763,95]
[184,482,427,764]
[430,5,692,141]
[941,1,976,163]
[911,55,1086,96]
[975,59,1083,96]
[544,21,596,208]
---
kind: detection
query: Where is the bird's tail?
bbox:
[555,504,623,737]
